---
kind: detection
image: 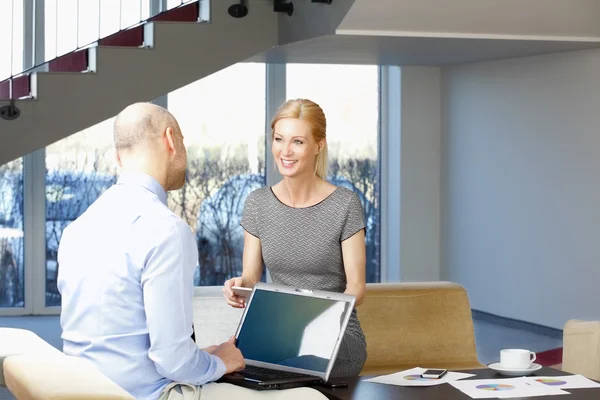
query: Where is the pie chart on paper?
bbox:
[404,374,436,381]
[476,383,515,391]
[536,378,567,386]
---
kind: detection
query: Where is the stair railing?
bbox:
[0,0,206,102]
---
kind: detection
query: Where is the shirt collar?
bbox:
[117,172,168,206]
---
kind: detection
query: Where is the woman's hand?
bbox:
[223,277,245,308]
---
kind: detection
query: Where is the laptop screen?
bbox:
[236,287,351,374]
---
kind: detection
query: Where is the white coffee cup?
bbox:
[500,349,536,369]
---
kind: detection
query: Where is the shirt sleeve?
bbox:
[240,190,260,238]
[341,192,366,242]
[139,216,227,385]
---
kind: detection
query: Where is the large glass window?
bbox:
[0,158,25,308]
[168,63,266,286]
[41,62,265,305]
[45,119,118,306]
[286,64,381,282]
[0,0,24,80]
[2,61,383,316]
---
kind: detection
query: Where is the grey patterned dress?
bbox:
[240,186,367,377]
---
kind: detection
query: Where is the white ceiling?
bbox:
[340,0,600,39]
[249,34,600,66]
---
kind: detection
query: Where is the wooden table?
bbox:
[317,367,600,399]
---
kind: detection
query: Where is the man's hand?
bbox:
[223,277,245,308]
[212,336,245,374]
[201,345,218,354]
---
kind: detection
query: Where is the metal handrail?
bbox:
[1,0,202,86]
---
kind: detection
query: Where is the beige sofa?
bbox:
[191,282,484,376]
[192,286,243,348]
[358,282,484,375]
[2,281,483,398]
[0,328,133,400]
[0,328,63,387]
[4,355,134,400]
[562,319,600,380]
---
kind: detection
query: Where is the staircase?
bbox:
[3,0,600,166]
[0,0,278,165]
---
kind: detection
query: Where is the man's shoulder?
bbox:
[135,209,194,242]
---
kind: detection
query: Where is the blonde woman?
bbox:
[223,99,367,377]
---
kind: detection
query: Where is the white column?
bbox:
[265,63,285,187]
[380,65,401,283]
[398,66,442,282]
[27,148,50,314]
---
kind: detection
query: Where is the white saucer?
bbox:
[488,362,542,376]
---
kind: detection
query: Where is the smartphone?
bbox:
[231,286,252,299]
[420,369,448,379]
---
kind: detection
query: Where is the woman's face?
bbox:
[272,118,320,179]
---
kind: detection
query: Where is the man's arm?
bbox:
[140,217,226,384]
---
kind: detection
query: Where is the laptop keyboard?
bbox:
[239,365,315,381]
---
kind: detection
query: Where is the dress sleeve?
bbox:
[240,190,260,238]
[341,191,366,241]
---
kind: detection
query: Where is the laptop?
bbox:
[219,282,356,390]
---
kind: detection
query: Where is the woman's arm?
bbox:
[223,231,264,308]
[341,229,367,306]
[241,231,264,287]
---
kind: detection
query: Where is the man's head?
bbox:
[113,102,187,191]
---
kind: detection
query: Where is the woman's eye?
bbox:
[275,137,282,142]
[295,140,303,145]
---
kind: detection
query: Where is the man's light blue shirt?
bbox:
[58,172,226,400]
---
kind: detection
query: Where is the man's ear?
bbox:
[164,127,177,155]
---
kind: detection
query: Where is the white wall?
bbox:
[399,67,442,281]
[442,48,600,329]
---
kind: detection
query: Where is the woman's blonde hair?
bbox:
[270,98,328,179]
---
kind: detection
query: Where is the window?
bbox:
[45,119,118,306]
[0,0,24,79]
[286,64,381,282]
[0,158,25,308]
[1,61,386,316]
[168,63,266,285]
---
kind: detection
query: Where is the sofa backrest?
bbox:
[562,319,600,380]
[358,281,482,375]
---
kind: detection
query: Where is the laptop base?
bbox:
[219,373,323,390]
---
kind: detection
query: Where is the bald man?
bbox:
[57,103,244,399]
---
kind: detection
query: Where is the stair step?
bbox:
[150,2,199,22]
[2,1,199,87]
[48,50,88,73]
[0,75,32,100]
[98,25,144,47]
[0,80,9,100]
